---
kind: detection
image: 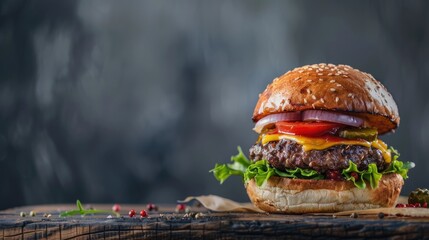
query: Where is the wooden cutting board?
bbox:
[1,204,429,239]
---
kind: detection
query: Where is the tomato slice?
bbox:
[275,121,343,137]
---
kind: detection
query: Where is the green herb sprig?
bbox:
[59,200,120,217]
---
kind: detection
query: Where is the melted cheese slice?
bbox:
[261,134,391,163]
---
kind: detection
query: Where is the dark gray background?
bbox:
[0,0,428,210]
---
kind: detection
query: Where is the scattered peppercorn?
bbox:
[195,212,204,219]
[378,212,385,219]
[140,210,148,218]
[187,212,197,218]
[395,203,406,208]
[146,203,158,211]
[29,211,36,217]
[20,212,26,217]
[112,204,121,212]
[128,209,136,217]
[175,204,186,213]
[396,202,429,208]
[350,212,358,218]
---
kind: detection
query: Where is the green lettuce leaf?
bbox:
[243,160,275,186]
[211,146,414,189]
[210,147,250,183]
[383,147,415,179]
[342,161,382,189]
[210,147,323,186]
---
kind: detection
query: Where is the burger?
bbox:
[211,63,414,213]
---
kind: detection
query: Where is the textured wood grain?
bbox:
[1,204,429,239]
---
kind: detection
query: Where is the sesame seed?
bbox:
[318,73,323,76]
[311,95,316,100]
[330,88,336,92]
[328,64,335,67]
[342,75,348,78]
[298,70,304,73]
[294,77,301,81]
[306,89,311,94]
[348,93,353,97]
[304,98,308,104]
[320,98,325,103]
[319,78,323,82]
[316,70,320,73]
[307,79,313,83]
[336,84,342,87]
[329,80,336,83]
[328,73,333,76]
[311,103,316,109]
[344,67,350,71]
[273,77,279,82]
[308,68,313,70]
[335,97,339,103]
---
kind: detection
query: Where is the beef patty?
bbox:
[249,139,389,173]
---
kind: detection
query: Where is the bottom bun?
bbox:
[245,173,403,213]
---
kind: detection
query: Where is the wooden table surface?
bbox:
[1,204,429,239]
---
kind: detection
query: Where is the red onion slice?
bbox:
[302,110,363,127]
[253,112,302,133]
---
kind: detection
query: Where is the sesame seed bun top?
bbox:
[253,63,399,134]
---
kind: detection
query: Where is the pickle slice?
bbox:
[339,128,378,141]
